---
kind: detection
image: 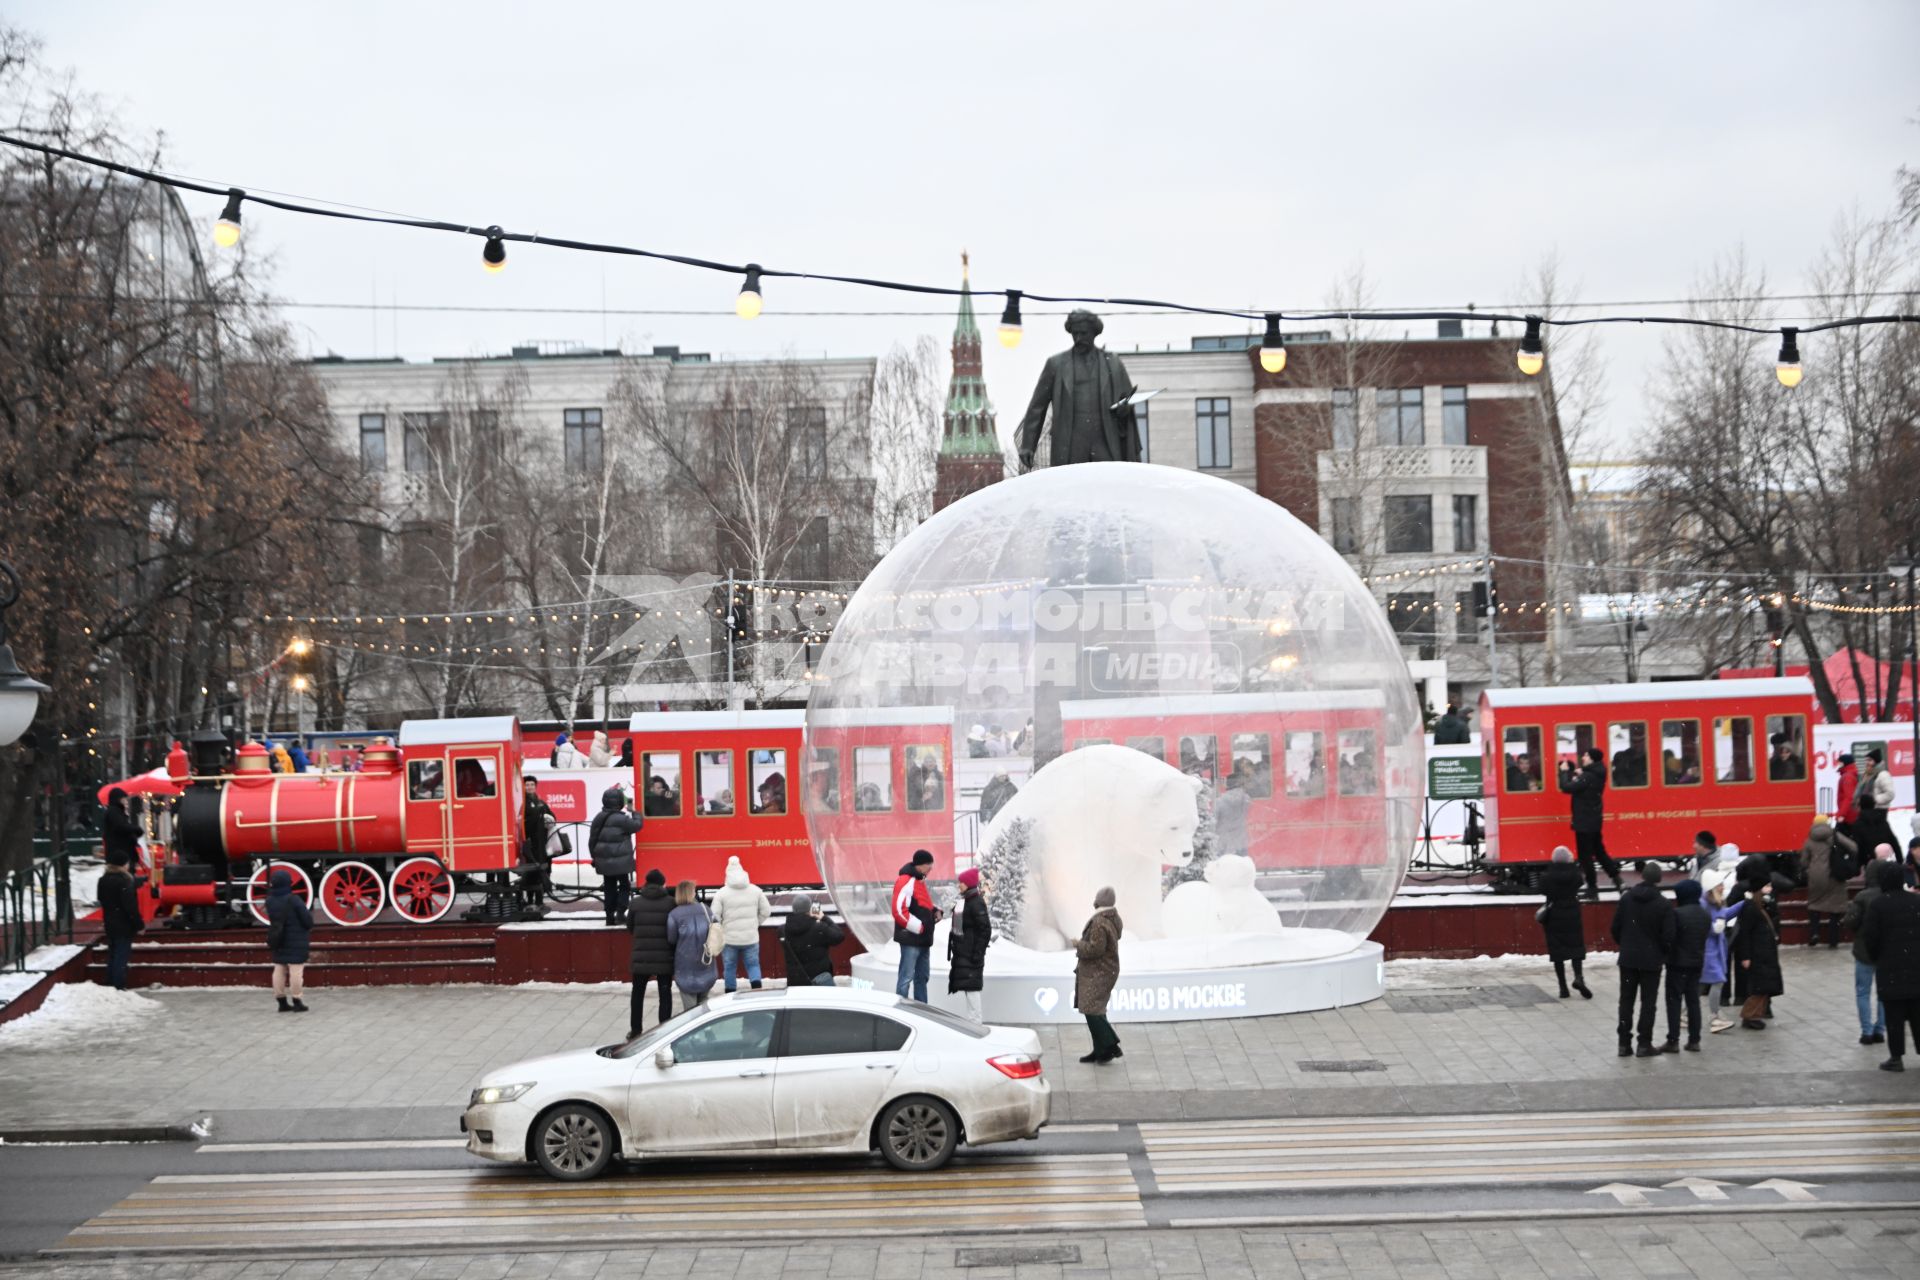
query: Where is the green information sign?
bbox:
[1428,755,1483,800]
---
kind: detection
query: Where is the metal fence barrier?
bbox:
[2,838,85,972]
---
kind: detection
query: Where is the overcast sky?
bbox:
[12,1,1917,456]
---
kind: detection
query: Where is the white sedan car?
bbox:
[463,987,1050,1180]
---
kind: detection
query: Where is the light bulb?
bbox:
[1517,315,1544,376]
[1258,313,1286,374]
[736,264,764,319]
[997,289,1024,349]
[287,637,311,657]
[482,226,506,274]
[291,675,311,693]
[1776,327,1802,388]
[212,188,244,248]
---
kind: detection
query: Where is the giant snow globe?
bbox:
[804,463,1417,1020]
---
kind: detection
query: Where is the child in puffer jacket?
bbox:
[1700,868,1745,1034]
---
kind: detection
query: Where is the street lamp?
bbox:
[0,562,51,747]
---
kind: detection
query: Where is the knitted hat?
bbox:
[958,868,981,890]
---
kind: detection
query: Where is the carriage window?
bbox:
[641,752,682,817]
[696,750,735,815]
[1555,724,1594,770]
[452,757,496,799]
[1230,733,1273,798]
[1074,738,1111,750]
[1608,722,1649,788]
[407,759,445,801]
[805,747,840,813]
[905,745,945,812]
[1713,716,1755,784]
[854,746,893,812]
[1766,715,1807,782]
[1126,736,1166,762]
[1179,735,1219,782]
[1284,731,1325,797]
[1337,729,1378,796]
[1502,726,1542,793]
[1661,720,1702,786]
[750,749,788,815]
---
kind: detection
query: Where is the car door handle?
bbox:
[865,1063,891,1070]
[738,1070,767,1079]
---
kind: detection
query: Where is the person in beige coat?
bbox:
[1802,819,1859,949]
[1074,887,1124,1065]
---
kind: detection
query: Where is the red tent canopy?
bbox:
[1720,646,1916,724]
[96,766,184,807]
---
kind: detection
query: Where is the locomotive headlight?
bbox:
[469,1083,534,1107]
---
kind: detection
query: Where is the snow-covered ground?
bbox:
[0,982,163,1048]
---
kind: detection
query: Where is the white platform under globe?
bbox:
[806,463,1421,1023]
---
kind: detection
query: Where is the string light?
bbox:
[211,188,244,248]
[1258,313,1286,374]
[482,226,507,274]
[1776,327,1802,388]
[997,291,1023,349]
[735,264,764,320]
[1517,316,1544,376]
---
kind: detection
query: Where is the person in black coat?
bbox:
[1611,860,1676,1057]
[1731,881,1782,1029]
[101,788,142,870]
[1664,878,1711,1052]
[781,893,846,987]
[519,778,556,915]
[1558,749,1621,899]
[947,868,993,1019]
[97,852,144,991]
[626,870,677,1035]
[264,867,313,1013]
[588,787,641,926]
[1860,862,1920,1071]
[1537,846,1590,999]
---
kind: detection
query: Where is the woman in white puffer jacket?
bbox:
[710,856,771,992]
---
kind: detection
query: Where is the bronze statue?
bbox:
[1015,310,1141,471]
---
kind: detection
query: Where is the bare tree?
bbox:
[869,336,946,550]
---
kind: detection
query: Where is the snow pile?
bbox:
[0,983,163,1049]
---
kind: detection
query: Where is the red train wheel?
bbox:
[245,862,312,926]
[318,860,385,927]
[388,856,454,924]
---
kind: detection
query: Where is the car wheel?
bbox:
[879,1096,959,1171]
[533,1104,614,1181]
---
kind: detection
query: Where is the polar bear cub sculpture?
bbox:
[1161,853,1284,938]
[984,744,1198,951]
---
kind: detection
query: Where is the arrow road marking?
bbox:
[1751,1178,1821,1202]
[1663,1177,1733,1201]
[1587,1182,1656,1207]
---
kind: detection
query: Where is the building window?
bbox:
[1388,592,1436,659]
[564,408,603,474]
[1136,399,1151,462]
[1330,497,1359,554]
[1442,385,1468,445]
[1376,387,1424,446]
[790,516,829,581]
[790,406,828,479]
[1331,388,1357,450]
[357,526,385,569]
[403,412,446,475]
[1452,494,1477,552]
[1456,589,1478,642]
[470,410,501,466]
[358,414,387,472]
[1383,495,1433,553]
[1196,397,1231,469]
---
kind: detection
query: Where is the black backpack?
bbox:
[1829,841,1860,884]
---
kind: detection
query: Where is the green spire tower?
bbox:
[934,251,1006,512]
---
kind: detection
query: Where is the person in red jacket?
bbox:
[891,849,940,1001]
[1836,753,1860,842]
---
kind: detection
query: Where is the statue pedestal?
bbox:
[849,935,1385,1024]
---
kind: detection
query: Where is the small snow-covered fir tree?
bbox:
[976,815,1033,942]
[1165,776,1214,890]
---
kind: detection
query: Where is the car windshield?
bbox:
[605,1005,705,1059]
[897,999,990,1039]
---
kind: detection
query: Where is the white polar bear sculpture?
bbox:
[982,743,1198,951]
[1161,853,1284,938]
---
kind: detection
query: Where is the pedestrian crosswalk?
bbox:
[54,1152,1144,1253]
[1141,1104,1920,1193]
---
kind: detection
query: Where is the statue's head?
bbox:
[1065,309,1103,350]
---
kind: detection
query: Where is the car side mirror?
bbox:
[654,1046,674,1070]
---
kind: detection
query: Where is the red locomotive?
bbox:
[1478,677,1817,868]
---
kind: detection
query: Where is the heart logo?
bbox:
[1033,987,1060,1015]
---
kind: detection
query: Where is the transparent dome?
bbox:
[804,463,1419,958]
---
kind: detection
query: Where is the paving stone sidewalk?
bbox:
[2,1215,1918,1280]
[0,949,1910,1138]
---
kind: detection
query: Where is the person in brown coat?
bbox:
[1074,886,1124,1064]
[1802,820,1858,949]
